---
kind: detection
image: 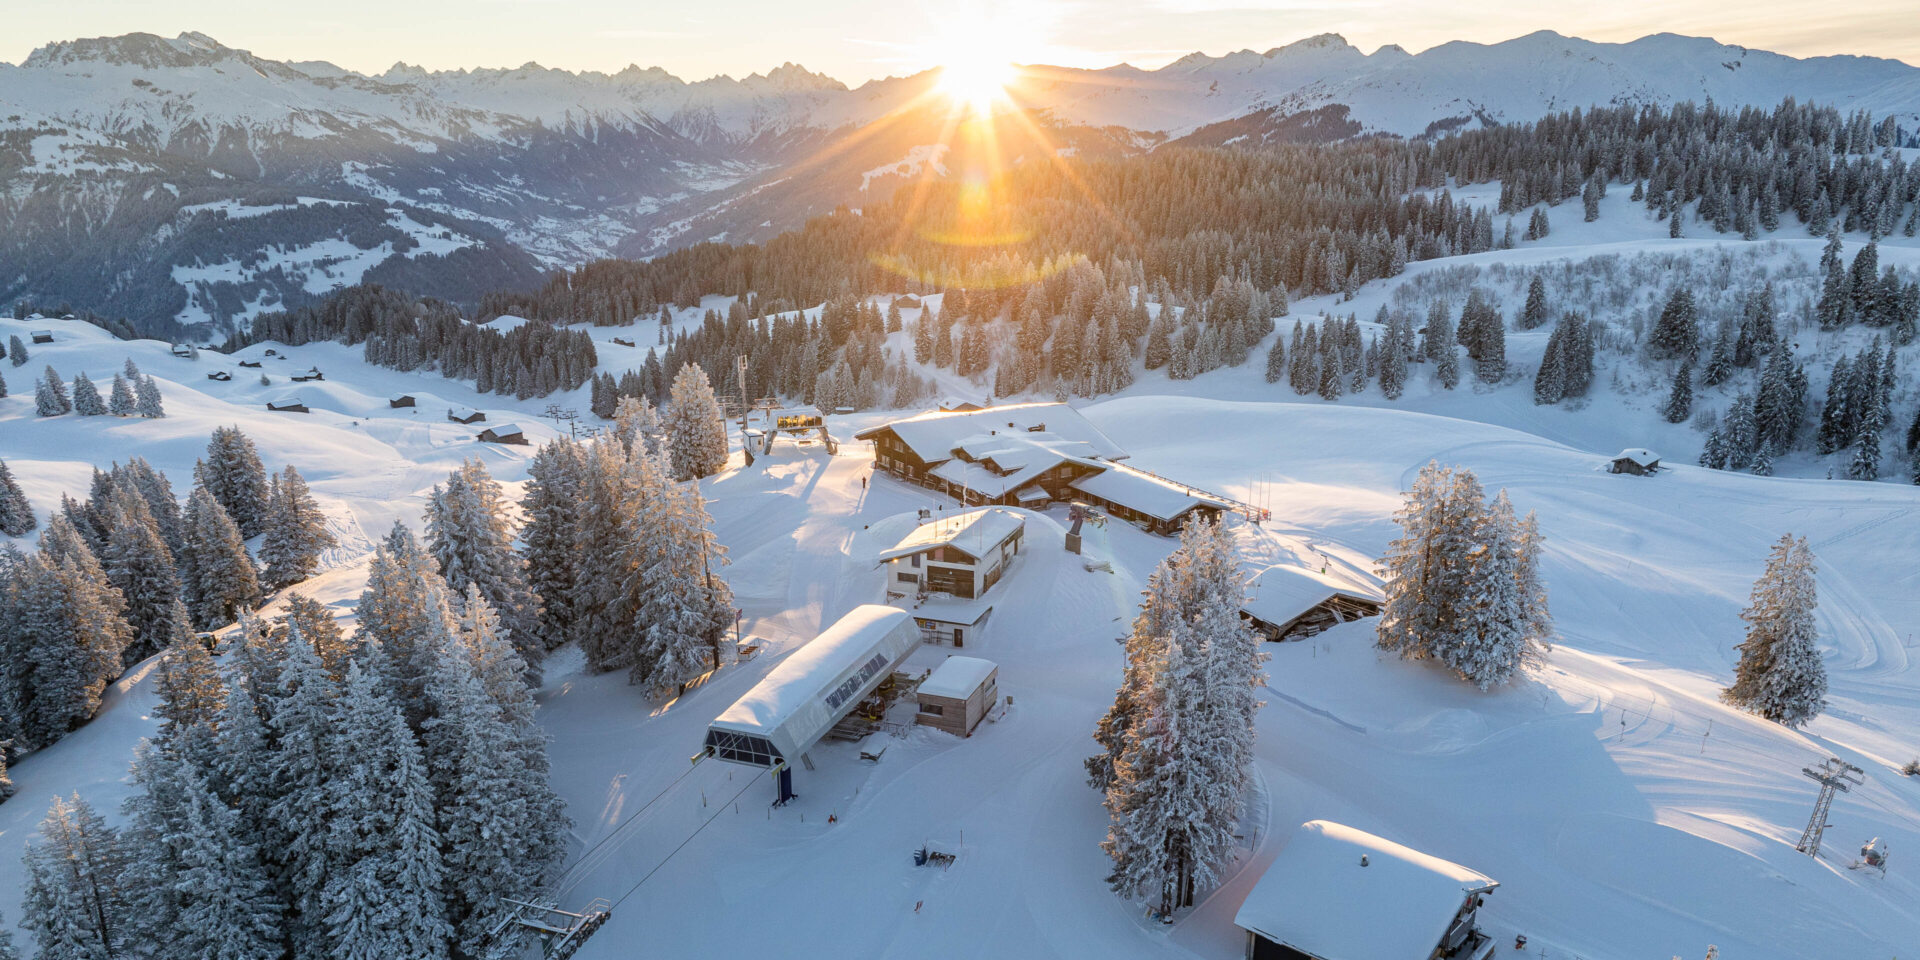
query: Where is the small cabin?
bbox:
[170,343,195,358]
[449,407,486,424]
[290,367,324,382]
[478,423,528,445]
[238,359,262,368]
[1235,821,1499,960]
[389,394,417,408]
[880,507,1025,602]
[30,330,53,344]
[1242,564,1384,643]
[937,396,986,413]
[206,370,232,382]
[1609,448,1661,476]
[266,397,309,414]
[915,656,998,738]
[892,295,922,310]
[611,337,635,347]
[263,349,278,357]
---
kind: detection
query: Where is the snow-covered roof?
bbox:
[451,406,479,418]
[918,656,997,700]
[1242,563,1383,628]
[1235,821,1497,960]
[927,435,1098,498]
[270,395,304,406]
[878,507,1025,562]
[1613,448,1661,466]
[938,396,985,412]
[709,605,921,761]
[1069,465,1233,522]
[485,423,524,435]
[854,402,1127,465]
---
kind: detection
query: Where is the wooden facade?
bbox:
[865,426,1102,508]
[915,663,998,738]
[1243,594,1381,642]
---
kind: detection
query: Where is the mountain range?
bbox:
[5,29,1919,335]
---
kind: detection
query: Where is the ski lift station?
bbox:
[1234,821,1499,960]
[703,605,921,802]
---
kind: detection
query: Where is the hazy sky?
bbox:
[6,0,1917,82]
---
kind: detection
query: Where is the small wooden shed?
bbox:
[170,343,194,358]
[266,397,310,414]
[478,423,528,445]
[290,367,324,382]
[206,370,232,381]
[238,359,263,368]
[30,330,53,344]
[1609,448,1661,475]
[389,394,417,408]
[449,407,486,424]
[915,656,998,738]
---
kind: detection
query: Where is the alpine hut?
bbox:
[389,394,416,408]
[478,423,528,445]
[170,343,195,358]
[1234,820,1499,960]
[1608,448,1662,475]
[266,397,310,414]
[30,330,53,344]
[448,407,486,424]
[704,606,920,802]
[914,656,998,737]
[206,370,232,382]
[880,507,1025,601]
[1241,564,1383,642]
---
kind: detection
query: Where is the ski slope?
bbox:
[3,211,1920,959]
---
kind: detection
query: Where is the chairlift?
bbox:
[487,897,611,959]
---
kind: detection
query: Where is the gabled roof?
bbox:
[928,434,1102,498]
[269,396,305,407]
[1241,563,1383,628]
[855,402,1127,465]
[1235,821,1497,960]
[1069,465,1233,522]
[484,423,524,436]
[1613,448,1661,466]
[878,507,1026,562]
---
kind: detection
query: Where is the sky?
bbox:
[5,0,1917,82]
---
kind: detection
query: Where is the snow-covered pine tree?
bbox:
[1519,275,1551,329]
[1722,535,1827,727]
[259,465,336,589]
[629,468,734,695]
[6,335,24,366]
[103,485,188,664]
[1648,288,1701,359]
[107,373,135,416]
[611,394,662,456]
[34,365,72,416]
[1376,462,1472,663]
[135,375,166,417]
[166,764,286,960]
[1441,492,1550,688]
[1661,360,1695,423]
[355,523,454,726]
[71,373,106,416]
[19,793,133,960]
[12,554,130,747]
[278,593,352,681]
[150,636,225,744]
[0,459,34,537]
[263,624,343,960]
[201,427,271,537]
[318,661,450,960]
[424,459,542,680]
[520,437,588,651]
[574,442,650,672]
[179,487,259,629]
[664,362,730,480]
[1533,326,1566,405]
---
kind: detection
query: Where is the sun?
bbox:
[937,54,1015,115]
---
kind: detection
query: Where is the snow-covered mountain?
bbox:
[5,29,1920,335]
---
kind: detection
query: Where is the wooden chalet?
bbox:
[389,394,416,408]
[266,397,309,414]
[914,657,998,738]
[29,330,53,344]
[170,343,194,358]
[206,370,232,381]
[937,396,986,413]
[1241,564,1383,642]
[1608,448,1662,475]
[1236,821,1498,960]
[855,402,1228,534]
[478,423,528,445]
[238,359,262,368]
[290,367,324,382]
[881,507,1025,602]
[611,337,635,347]
[448,407,486,424]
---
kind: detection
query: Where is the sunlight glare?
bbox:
[938,55,1015,114]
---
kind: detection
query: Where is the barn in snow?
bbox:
[1608,448,1662,475]
[266,397,309,414]
[448,407,486,424]
[478,424,528,445]
[1241,563,1383,642]
[855,402,1230,534]
[1235,820,1498,960]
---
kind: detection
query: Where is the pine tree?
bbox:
[134,375,165,417]
[354,525,450,726]
[107,374,135,416]
[19,793,133,960]
[627,469,734,695]
[1661,360,1694,423]
[663,362,729,480]
[35,365,72,416]
[1262,332,1285,384]
[1533,326,1565,405]
[179,488,259,629]
[1519,275,1550,329]
[202,428,271,537]
[259,465,337,589]
[150,636,226,743]
[0,459,34,537]
[520,438,588,651]
[1723,535,1827,727]
[425,459,542,680]
[320,661,450,960]
[71,373,106,416]
[167,765,285,960]
[1648,288,1700,359]
[104,486,188,664]
[7,335,25,366]
[264,625,342,960]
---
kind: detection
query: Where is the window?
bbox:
[897,572,919,583]
[911,554,922,568]
[918,702,944,715]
